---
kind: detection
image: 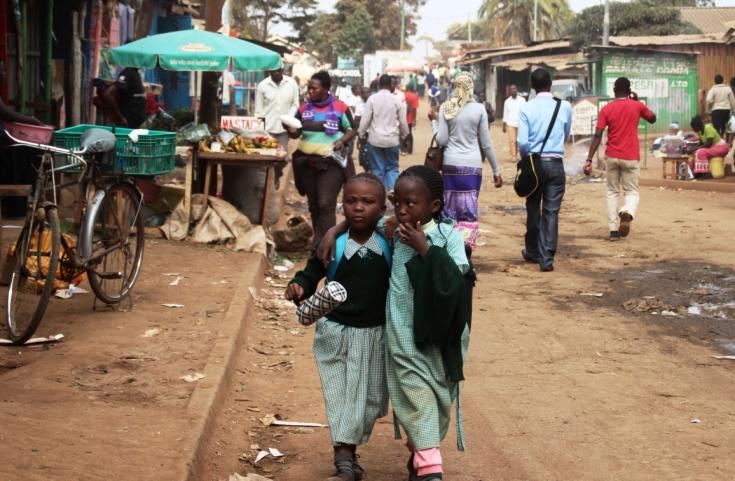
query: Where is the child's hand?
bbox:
[285,283,305,305]
[399,221,429,258]
[317,226,341,266]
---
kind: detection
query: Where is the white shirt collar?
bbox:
[344,231,384,260]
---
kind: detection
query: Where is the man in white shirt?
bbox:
[502,84,526,161]
[254,67,300,151]
[705,74,735,136]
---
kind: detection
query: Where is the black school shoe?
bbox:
[353,454,365,481]
[610,230,620,241]
[327,454,357,481]
[417,475,443,481]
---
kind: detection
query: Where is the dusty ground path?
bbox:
[0,240,264,481]
[203,111,735,481]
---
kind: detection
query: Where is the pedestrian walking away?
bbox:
[502,85,525,161]
[358,74,409,191]
[403,84,420,155]
[429,72,502,327]
[285,173,391,481]
[517,69,572,272]
[584,77,656,240]
[417,72,426,98]
[705,74,735,137]
[289,70,356,244]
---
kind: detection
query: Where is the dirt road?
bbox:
[0,240,264,481]
[2,109,732,481]
[202,112,735,481]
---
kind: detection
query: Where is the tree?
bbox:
[567,2,701,48]
[304,0,427,63]
[446,21,485,42]
[478,0,573,45]
[229,0,319,41]
[638,0,714,6]
[306,12,341,62]
[335,6,376,62]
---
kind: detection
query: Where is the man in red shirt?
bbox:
[402,84,419,154]
[585,77,656,240]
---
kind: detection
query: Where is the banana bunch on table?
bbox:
[197,131,278,154]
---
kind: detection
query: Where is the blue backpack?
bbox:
[326,232,392,281]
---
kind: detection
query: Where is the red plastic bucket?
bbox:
[5,121,55,144]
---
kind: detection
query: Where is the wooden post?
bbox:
[183,147,193,227]
[261,165,274,230]
[203,160,212,197]
[44,0,54,123]
[71,11,81,125]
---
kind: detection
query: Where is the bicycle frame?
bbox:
[4,130,144,274]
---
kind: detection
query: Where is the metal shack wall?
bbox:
[602,52,698,131]
[652,43,735,92]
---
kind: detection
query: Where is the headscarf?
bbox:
[443,72,475,120]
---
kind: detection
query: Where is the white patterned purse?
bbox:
[296,281,348,326]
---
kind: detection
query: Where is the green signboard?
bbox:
[601,53,698,133]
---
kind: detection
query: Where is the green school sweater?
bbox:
[290,248,390,328]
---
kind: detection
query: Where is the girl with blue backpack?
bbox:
[285,173,392,481]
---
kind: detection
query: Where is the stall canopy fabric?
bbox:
[110,29,282,71]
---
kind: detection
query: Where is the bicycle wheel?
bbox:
[5,206,60,344]
[86,182,144,304]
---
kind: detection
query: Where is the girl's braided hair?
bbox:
[397,165,445,220]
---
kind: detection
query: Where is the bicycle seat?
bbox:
[80,128,116,154]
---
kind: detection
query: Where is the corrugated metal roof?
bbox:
[679,7,735,34]
[492,53,580,71]
[458,40,572,65]
[610,34,726,46]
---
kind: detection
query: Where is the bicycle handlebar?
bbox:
[3,129,88,169]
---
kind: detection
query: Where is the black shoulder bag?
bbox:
[513,98,561,198]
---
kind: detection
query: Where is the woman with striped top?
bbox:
[290,70,356,242]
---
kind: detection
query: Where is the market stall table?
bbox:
[661,155,689,180]
[196,151,287,229]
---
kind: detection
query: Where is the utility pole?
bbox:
[400,0,406,50]
[603,0,610,46]
[533,0,538,42]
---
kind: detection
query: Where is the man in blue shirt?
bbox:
[517,69,573,272]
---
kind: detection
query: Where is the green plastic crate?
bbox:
[52,124,175,175]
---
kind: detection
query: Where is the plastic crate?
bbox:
[52,124,175,175]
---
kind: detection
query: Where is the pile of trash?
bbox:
[161,194,272,256]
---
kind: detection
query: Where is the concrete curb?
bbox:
[641,177,735,193]
[178,252,267,481]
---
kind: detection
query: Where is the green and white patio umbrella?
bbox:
[109,29,281,122]
[109,29,282,71]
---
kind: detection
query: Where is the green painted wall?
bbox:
[601,52,698,132]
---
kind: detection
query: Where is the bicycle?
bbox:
[2,127,145,344]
